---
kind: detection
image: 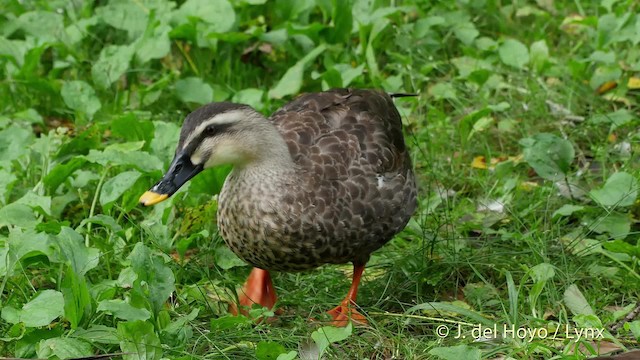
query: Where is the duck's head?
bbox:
[139,102,270,206]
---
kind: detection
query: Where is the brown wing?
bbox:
[269,88,417,266]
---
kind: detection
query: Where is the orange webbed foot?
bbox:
[229,268,279,322]
[326,300,368,326]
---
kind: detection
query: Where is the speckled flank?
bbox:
[212,89,418,272]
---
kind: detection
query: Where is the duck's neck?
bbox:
[230,121,295,183]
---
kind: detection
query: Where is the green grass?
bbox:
[1,0,639,359]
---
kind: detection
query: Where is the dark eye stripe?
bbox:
[183,122,236,155]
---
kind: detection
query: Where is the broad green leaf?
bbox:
[100,170,142,207]
[72,325,120,345]
[61,81,102,119]
[629,321,640,340]
[173,0,236,33]
[311,323,352,358]
[175,77,214,105]
[276,352,298,360]
[17,11,65,43]
[92,45,134,89]
[15,191,52,216]
[453,22,479,45]
[256,341,287,360]
[215,246,247,270]
[1,230,54,277]
[55,227,100,276]
[0,125,33,163]
[530,263,555,283]
[430,83,457,100]
[588,109,636,131]
[269,64,303,99]
[135,24,171,63]
[232,88,265,110]
[0,38,28,67]
[37,337,93,359]
[552,204,585,218]
[590,172,638,207]
[44,157,87,193]
[589,212,631,240]
[499,39,530,69]
[0,203,38,229]
[118,321,162,360]
[589,65,621,90]
[78,214,123,233]
[129,242,176,314]
[269,44,326,99]
[62,267,92,329]
[563,284,595,316]
[407,302,493,326]
[603,239,640,257]
[429,345,481,360]
[520,133,574,181]
[96,0,148,39]
[84,148,163,173]
[151,121,180,165]
[1,290,64,327]
[530,40,549,71]
[65,17,99,45]
[97,299,152,321]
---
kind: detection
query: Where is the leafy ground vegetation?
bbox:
[1,0,639,359]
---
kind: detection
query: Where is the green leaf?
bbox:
[44,157,88,193]
[429,345,481,360]
[173,0,236,33]
[175,77,214,104]
[628,321,640,340]
[15,191,51,216]
[97,299,152,321]
[590,172,638,207]
[0,203,38,229]
[91,45,134,89]
[453,22,479,45]
[118,320,163,360]
[0,125,34,163]
[589,109,636,131]
[563,284,595,316]
[269,44,327,99]
[55,227,100,276]
[407,301,493,326]
[603,239,640,257]
[520,133,574,181]
[84,148,163,173]
[61,266,92,329]
[430,83,458,100]
[232,88,265,110]
[499,39,530,69]
[129,242,176,314]
[100,170,142,208]
[72,325,120,345]
[61,81,101,119]
[96,0,149,40]
[530,40,549,72]
[311,323,352,358]
[135,24,171,63]
[256,341,287,360]
[215,246,247,270]
[276,352,298,360]
[37,337,93,359]
[589,212,631,240]
[17,11,65,43]
[1,230,54,277]
[1,290,64,327]
[552,204,585,218]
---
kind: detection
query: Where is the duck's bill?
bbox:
[139,153,203,206]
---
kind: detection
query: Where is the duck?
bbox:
[139,88,417,326]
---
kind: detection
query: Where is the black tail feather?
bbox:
[389,92,419,98]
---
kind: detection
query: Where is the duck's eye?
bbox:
[204,125,217,136]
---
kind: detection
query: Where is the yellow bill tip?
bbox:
[139,191,168,206]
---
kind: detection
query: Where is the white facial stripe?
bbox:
[182,110,245,151]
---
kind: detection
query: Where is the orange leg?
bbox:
[229,268,278,318]
[326,264,368,326]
